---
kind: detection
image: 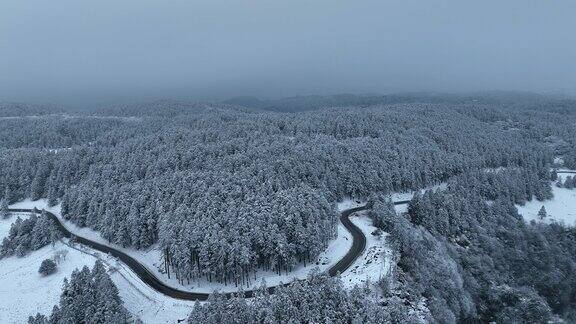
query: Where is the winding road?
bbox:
[5,171,569,301]
[7,200,409,301]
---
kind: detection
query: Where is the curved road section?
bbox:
[7,171,565,300]
[9,203,390,301]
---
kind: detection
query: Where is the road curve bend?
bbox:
[8,203,381,301]
[10,171,565,300]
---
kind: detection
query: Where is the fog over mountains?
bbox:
[2,0,576,104]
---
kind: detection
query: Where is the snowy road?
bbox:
[9,203,395,301]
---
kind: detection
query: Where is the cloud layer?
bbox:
[1,0,575,103]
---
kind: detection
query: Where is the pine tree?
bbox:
[38,259,57,276]
[550,170,558,181]
[538,206,547,220]
[3,187,12,205]
[47,182,58,207]
[0,197,9,219]
[32,261,130,323]
[27,313,48,324]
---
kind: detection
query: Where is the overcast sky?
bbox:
[1,0,575,104]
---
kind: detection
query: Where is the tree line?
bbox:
[0,211,61,258]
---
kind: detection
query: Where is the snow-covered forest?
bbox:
[1,94,576,323]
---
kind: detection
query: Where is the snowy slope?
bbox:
[0,242,97,323]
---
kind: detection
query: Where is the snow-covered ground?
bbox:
[47,147,72,154]
[0,213,96,323]
[0,114,140,121]
[0,207,196,323]
[0,241,96,323]
[517,173,576,227]
[341,211,391,288]
[554,157,565,166]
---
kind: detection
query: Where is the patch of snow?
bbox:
[0,210,98,323]
[0,243,98,323]
[336,198,365,212]
[63,115,141,122]
[9,199,54,211]
[0,115,52,120]
[554,157,565,166]
[484,166,510,173]
[394,203,409,214]
[556,169,576,175]
[0,114,141,122]
[47,147,72,154]
[516,184,576,227]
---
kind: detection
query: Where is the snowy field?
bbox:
[0,213,96,323]
[0,241,96,323]
[517,173,576,227]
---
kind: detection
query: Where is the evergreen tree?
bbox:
[32,261,130,323]
[0,197,9,219]
[1,211,61,258]
[538,206,548,220]
[551,169,558,181]
[27,314,48,324]
[38,259,57,276]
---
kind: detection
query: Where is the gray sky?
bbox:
[1,0,575,104]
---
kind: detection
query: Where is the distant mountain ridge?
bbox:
[91,99,260,117]
[0,102,64,117]
[2,91,571,117]
[223,91,553,112]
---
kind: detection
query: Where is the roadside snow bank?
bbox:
[341,211,391,288]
